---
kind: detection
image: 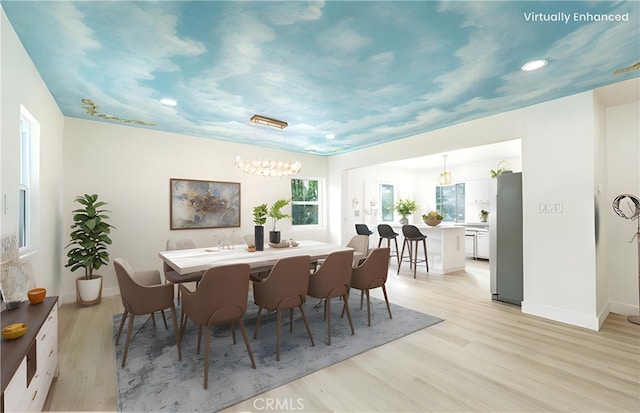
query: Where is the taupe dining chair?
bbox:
[163,238,204,303]
[114,258,182,367]
[308,249,355,345]
[346,235,369,267]
[252,255,315,361]
[179,263,256,389]
[350,248,392,326]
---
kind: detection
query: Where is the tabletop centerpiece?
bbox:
[395,197,419,225]
[423,211,444,226]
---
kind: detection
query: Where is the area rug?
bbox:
[113,294,443,412]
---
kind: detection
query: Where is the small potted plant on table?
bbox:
[253,203,268,251]
[268,199,291,244]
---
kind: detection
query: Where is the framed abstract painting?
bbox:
[170,178,241,229]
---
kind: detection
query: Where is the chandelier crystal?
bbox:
[235,156,302,177]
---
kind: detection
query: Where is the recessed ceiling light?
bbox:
[325,133,335,140]
[160,98,177,106]
[521,59,548,72]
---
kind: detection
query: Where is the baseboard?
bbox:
[521,300,600,331]
[59,286,120,305]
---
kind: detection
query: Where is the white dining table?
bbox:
[159,240,353,277]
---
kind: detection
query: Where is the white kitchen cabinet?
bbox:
[2,298,58,413]
[465,179,490,204]
[476,230,490,259]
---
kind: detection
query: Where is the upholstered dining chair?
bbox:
[114,258,182,367]
[163,238,205,303]
[252,255,315,361]
[346,235,369,267]
[307,249,355,345]
[179,263,256,389]
[350,247,392,326]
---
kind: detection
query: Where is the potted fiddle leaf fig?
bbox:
[268,198,291,244]
[65,194,115,306]
[253,203,268,251]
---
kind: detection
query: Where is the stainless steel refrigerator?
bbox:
[489,172,523,305]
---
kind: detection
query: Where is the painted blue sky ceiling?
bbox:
[3,1,639,155]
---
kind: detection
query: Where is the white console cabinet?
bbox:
[1,297,58,413]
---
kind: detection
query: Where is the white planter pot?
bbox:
[76,275,103,306]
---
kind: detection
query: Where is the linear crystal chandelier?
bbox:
[235,157,302,177]
[235,115,302,177]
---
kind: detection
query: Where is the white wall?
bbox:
[62,118,329,302]
[521,92,599,329]
[1,8,65,297]
[606,101,640,316]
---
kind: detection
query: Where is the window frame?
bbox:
[18,106,39,256]
[378,182,395,222]
[290,177,322,228]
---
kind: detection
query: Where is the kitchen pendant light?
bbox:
[438,155,453,185]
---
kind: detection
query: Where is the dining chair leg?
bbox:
[160,309,168,329]
[254,307,263,339]
[366,289,372,326]
[230,320,237,344]
[115,310,128,345]
[326,298,332,345]
[238,318,256,369]
[360,290,364,309]
[150,312,157,328]
[342,293,355,335]
[122,313,135,367]
[197,326,203,354]
[289,308,294,333]
[204,324,210,389]
[298,305,315,347]
[170,305,182,361]
[382,285,393,320]
[276,310,282,361]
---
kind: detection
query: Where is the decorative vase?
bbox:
[269,230,281,244]
[76,275,103,307]
[399,216,409,225]
[254,226,264,251]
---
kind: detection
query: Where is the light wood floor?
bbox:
[44,260,640,412]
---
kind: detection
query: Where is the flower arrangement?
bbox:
[394,197,419,217]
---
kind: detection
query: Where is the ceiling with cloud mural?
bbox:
[3,0,639,155]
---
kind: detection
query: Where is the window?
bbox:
[291,178,320,226]
[379,183,394,222]
[435,183,465,222]
[19,106,39,254]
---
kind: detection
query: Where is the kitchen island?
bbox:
[390,224,465,275]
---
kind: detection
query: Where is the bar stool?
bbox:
[397,225,429,278]
[377,224,400,266]
[355,224,373,236]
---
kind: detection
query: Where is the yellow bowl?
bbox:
[28,288,46,304]
[2,323,28,340]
